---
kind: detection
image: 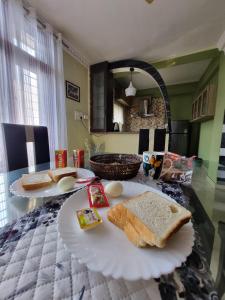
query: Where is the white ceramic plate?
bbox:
[58,181,194,281]
[10,168,94,198]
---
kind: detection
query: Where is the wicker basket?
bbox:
[89,154,142,180]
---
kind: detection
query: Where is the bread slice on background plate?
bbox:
[107,191,192,248]
[48,167,77,182]
[21,173,52,190]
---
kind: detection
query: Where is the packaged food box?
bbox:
[55,150,67,168]
[87,182,109,208]
[159,152,194,183]
[76,208,102,230]
[73,149,84,168]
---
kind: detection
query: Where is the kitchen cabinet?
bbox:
[90,62,113,132]
[192,81,217,122]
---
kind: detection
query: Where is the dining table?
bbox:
[0,159,218,300]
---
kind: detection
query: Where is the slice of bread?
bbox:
[107,191,191,248]
[21,173,52,190]
[48,167,77,183]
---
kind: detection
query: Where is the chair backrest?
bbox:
[2,123,28,171]
[138,129,149,154]
[2,123,50,171]
[138,128,166,154]
[33,126,50,164]
[154,129,166,152]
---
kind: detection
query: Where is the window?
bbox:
[20,32,36,57]
[0,0,67,173]
[23,69,39,125]
[113,102,124,125]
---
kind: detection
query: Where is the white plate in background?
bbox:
[10,168,94,198]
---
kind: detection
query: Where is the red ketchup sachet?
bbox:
[87,182,109,208]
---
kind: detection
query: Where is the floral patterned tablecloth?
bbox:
[0,175,218,300]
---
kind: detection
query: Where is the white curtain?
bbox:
[113,102,124,125]
[0,0,67,171]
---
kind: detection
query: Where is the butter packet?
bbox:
[76,208,102,230]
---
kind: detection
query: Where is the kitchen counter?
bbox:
[91,131,139,134]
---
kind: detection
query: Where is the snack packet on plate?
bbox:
[159,152,194,183]
[76,208,102,230]
[87,182,109,208]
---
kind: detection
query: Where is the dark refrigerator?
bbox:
[169,121,189,156]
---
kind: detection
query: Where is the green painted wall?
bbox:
[195,56,219,95]
[137,82,197,97]
[91,133,140,154]
[91,131,169,154]
[195,54,219,169]
[198,52,225,183]
[170,94,193,120]
[63,51,90,156]
[198,119,214,168]
[198,72,218,167]
[208,52,225,182]
[152,49,219,69]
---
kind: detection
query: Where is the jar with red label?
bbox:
[73,149,84,168]
[55,150,67,168]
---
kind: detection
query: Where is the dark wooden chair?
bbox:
[33,126,50,165]
[138,128,166,154]
[215,221,225,299]
[2,123,28,171]
[138,129,149,154]
[2,123,50,171]
[154,128,166,152]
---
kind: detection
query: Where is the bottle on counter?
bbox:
[55,150,67,168]
[73,149,84,168]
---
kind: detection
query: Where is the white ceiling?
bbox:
[28,0,225,64]
[114,59,211,89]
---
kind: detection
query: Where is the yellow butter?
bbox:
[76,208,102,230]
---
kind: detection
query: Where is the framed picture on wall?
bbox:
[65,80,80,102]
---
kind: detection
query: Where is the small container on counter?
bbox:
[87,182,109,208]
[55,150,67,168]
[76,208,102,230]
[73,149,84,168]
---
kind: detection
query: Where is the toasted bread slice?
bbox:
[48,167,77,183]
[21,173,52,190]
[107,191,191,248]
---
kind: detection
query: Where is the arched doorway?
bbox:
[109,59,171,134]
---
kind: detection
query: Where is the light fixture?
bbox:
[125,67,136,97]
[145,0,154,3]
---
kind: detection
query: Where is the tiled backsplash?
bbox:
[123,97,166,132]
